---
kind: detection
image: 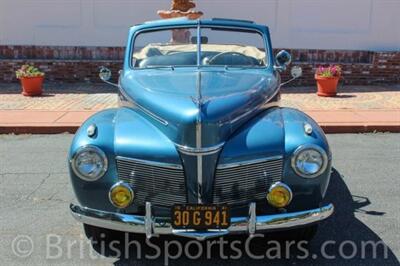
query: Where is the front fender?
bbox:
[281,108,332,210]
[69,107,182,212]
[69,109,118,211]
[219,107,332,211]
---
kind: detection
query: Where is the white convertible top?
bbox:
[133,44,265,61]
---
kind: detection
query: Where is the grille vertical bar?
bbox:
[116,157,187,207]
[213,158,283,205]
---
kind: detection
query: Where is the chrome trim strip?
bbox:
[196,152,203,204]
[195,69,203,204]
[173,230,229,241]
[176,142,225,156]
[217,155,283,169]
[70,203,334,240]
[196,123,203,203]
[145,202,154,239]
[262,100,280,109]
[248,202,256,235]
[116,156,183,170]
[118,86,169,126]
[230,89,281,125]
[196,20,201,67]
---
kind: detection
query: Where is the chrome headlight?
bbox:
[71,145,108,181]
[291,144,328,178]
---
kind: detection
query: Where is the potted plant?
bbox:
[315,65,342,97]
[15,64,45,96]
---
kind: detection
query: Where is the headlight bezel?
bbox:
[291,144,328,178]
[70,145,108,181]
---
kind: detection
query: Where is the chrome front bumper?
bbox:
[70,202,334,240]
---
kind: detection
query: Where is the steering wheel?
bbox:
[205,52,255,66]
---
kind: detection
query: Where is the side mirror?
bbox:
[280,66,303,86]
[274,50,292,72]
[291,66,302,78]
[99,66,118,87]
[99,67,112,82]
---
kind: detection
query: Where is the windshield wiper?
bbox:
[223,65,264,70]
[143,66,175,70]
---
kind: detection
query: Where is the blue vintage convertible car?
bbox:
[69,18,334,241]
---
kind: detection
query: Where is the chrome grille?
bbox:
[213,158,283,205]
[116,157,187,207]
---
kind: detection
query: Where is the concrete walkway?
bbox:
[0,83,399,133]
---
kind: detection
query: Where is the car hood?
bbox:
[120,68,279,148]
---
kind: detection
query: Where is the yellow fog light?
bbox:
[109,182,134,208]
[267,182,293,208]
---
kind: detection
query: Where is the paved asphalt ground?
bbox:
[0,134,399,265]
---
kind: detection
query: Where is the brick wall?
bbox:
[278,49,400,86]
[0,59,121,83]
[0,45,399,85]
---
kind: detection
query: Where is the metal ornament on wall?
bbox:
[158,0,203,20]
[158,1,203,44]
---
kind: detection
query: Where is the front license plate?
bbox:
[171,204,231,230]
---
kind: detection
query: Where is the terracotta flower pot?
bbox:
[20,76,44,96]
[315,75,339,97]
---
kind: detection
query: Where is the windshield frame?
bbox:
[129,23,270,70]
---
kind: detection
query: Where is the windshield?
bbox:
[132,26,267,68]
